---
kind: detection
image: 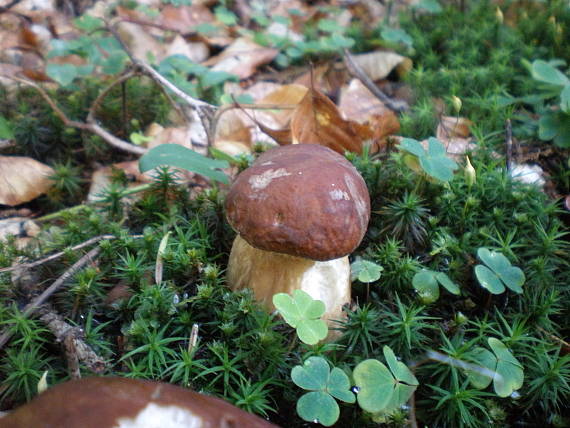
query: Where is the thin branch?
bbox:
[37,306,106,377]
[0,0,23,13]
[505,119,513,172]
[0,246,101,350]
[343,48,408,114]
[0,234,116,273]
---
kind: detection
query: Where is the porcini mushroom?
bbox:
[0,376,277,428]
[225,144,370,325]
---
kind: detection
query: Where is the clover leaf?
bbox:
[351,258,383,283]
[488,338,524,398]
[412,269,460,303]
[292,356,355,426]
[400,137,458,182]
[474,248,525,294]
[273,290,328,345]
[352,346,418,414]
[463,340,523,398]
[464,347,496,390]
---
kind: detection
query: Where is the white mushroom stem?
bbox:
[227,235,351,326]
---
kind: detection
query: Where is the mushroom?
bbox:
[225,144,370,325]
[0,376,278,428]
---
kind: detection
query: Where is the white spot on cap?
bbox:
[249,168,291,190]
[344,174,368,231]
[329,189,350,201]
[115,403,202,428]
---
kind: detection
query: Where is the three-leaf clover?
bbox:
[273,290,328,345]
[412,269,460,303]
[352,346,419,414]
[400,137,458,182]
[292,356,355,426]
[350,258,383,283]
[465,338,524,398]
[474,248,525,294]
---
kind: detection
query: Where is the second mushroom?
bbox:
[225,144,371,326]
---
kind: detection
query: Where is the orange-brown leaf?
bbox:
[290,86,363,154]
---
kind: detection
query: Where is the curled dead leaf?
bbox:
[436,116,473,140]
[290,86,366,154]
[0,156,55,206]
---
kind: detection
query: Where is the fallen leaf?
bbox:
[351,50,412,81]
[165,34,209,63]
[204,37,278,80]
[290,86,366,154]
[0,156,55,206]
[339,78,392,122]
[436,116,473,140]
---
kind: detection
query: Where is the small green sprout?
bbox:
[272,290,328,345]
[412,269,460,303]
[292,356,355,426]
[474,248,525,294]
[399,137,458,182]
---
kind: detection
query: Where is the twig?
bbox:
[0,246,101,350]
[537,326,570,354]
[37,306,106,377]
[343,48,408,114]
[0,234,115,273]
[106,23,217,144]
[0,0,23,13]
[505,119,513,172]
[0,139,15,150]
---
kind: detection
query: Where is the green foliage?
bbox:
[292,356,355,426]
[273,290,328,345]
[474,248,525,294]
[350,258,383,283]
[412,269,460,304]
[400,137,458,182]
[139,143,230,185]
[353,347,419,414]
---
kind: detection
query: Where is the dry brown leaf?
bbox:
[436,116,474,140]
[215,110,251,144]
[204,37,278,80]
[294,64,348,95]
[290,86,365,154]
[0,156,54,206]
[339,78,391,122]
[257,84,308,128]
[165,35,209,63]
[351,51,412,81]
[160,4,216,34]
[146,125,194,150]
[87,161,154,202]
[116,22,165,62]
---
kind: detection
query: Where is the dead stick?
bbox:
[37,306,106,376]
[0,235,115,273]
[0,247,101,350]
[343,48,408,114]
[505,119,513,172]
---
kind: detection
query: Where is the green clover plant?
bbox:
[474,248,525,294]
[272,290,328,345]
[350,258,383,283]
[400,137,458,182]
[465,338,524,398]
[412,269,460,303]
[292,357,355,426]
[353,346,419,414]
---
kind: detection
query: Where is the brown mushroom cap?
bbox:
[1,377,277,428]
[225,144,370,261]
